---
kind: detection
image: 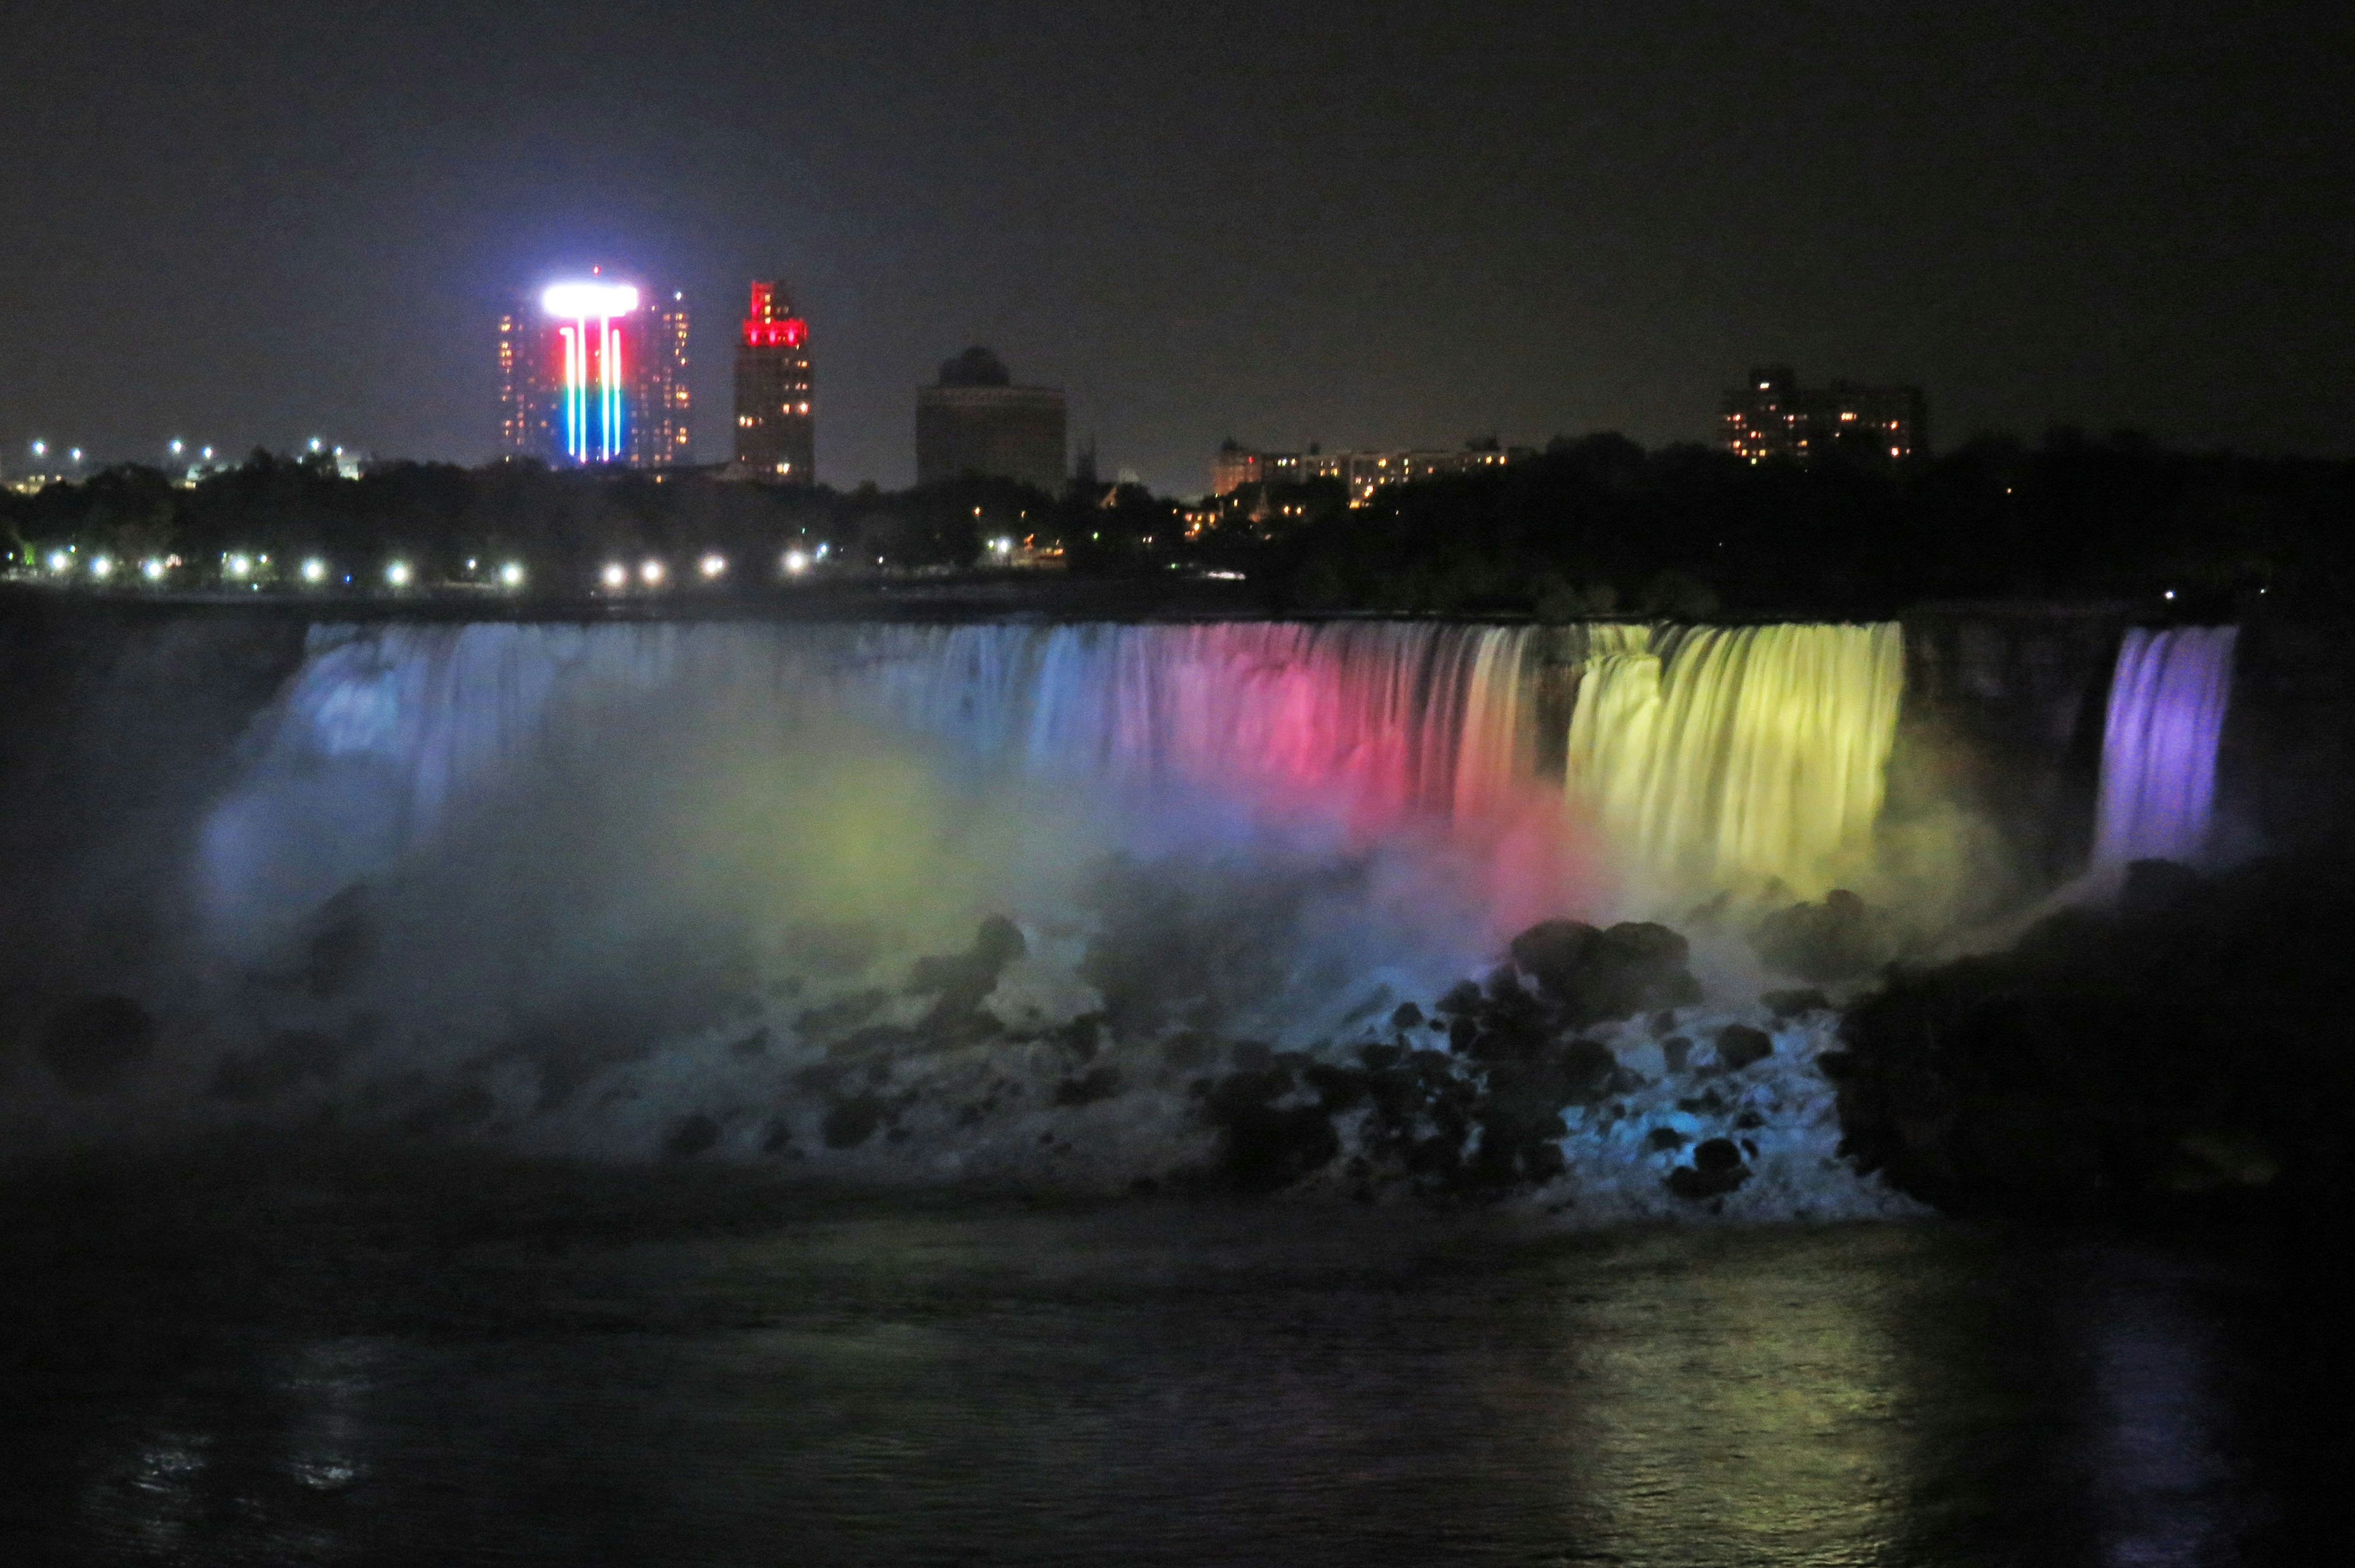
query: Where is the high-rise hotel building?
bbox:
[497,276,691,467]
[1720,365,1927,465]
[732,281,814,482]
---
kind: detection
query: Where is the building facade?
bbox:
[733,280,814,482]
[1720,365,1927,465]
[915,347,1066,491]
[1211,439,1520,505]
[497,277,691,467]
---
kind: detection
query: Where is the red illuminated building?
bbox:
[733,280,814,482]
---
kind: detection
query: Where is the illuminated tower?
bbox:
[495,275,691,467]
[733,280,814,482]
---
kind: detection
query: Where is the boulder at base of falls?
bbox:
[1502,920,1702,1029]
[36,996,158,1095]
[1826,854,2355,1222]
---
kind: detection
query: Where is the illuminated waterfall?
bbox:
[1564,622,1905,898]
[2091,626,2238,867]
[206,617,1917,958]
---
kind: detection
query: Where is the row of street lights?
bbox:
[28,541,836,593]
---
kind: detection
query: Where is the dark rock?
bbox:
[1160,1031,1214,1069]
[1661,1036,1692,1073]
[1829,852,2355,1220]
[1507,920,1702,1028]
[1198,1070,1339,1193]
[1645,1126,1690,1152]
[1389,1001,1423,1030]
[908,914,1026,1006]
[36,995,156,1095]
[1229,1041,1274,1071]
[1761,987,1831,1019]
[729,1028,770,1058]
[665,1113,722,1158]
[760,1119,796,1154]
[399,1082,496,1137]
[1051,1012,1103,1063]
[2120,858,2205,920]
[821,1095,884,1149]
[1753,890,1885,984]
[302,884,374,998]
[1667,1138,1751,1200]
[1693,1136,1743,1172]
[792,1060,847,1094]
[210,1029,347,1101]
[1053,1066,1123,1106]
[1715,1023,1774,1072]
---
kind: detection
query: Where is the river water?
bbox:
[0,1153,2321,1566]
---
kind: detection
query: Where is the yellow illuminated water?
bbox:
[1566,622,1905,900]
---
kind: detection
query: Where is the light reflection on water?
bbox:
[1,1189,2310,1566]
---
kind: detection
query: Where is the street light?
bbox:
[640,559,665,586]
[498,561,526,589]
[385,560,412,587]
[699,553,726,579]
[301,557,327,584]
[601,562,629,590]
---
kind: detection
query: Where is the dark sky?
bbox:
[3,0,2349,494]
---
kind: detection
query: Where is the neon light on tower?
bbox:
[542,281,638,463]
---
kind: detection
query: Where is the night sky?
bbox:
[3,0,2349,494]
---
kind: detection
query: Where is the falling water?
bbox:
[2091,626,2239,867]
[207,618,1917,949]
[1563,622,1906,899]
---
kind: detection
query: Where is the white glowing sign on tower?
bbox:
[542,281,641,464]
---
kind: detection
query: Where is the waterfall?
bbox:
[1563,622,1905,898]
[2091,626,2238,867]
[201,621,1554,946]
[205,616,1917,958]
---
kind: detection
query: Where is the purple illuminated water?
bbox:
[2092,626,2239,866]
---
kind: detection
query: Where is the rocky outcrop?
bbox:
[1826,855,2355,1219]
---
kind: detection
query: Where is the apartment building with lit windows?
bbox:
[496,274,691,467]
[1720,365,1927,465]
[733,280,814,483]
[1210,438,1521,505]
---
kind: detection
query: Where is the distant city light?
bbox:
[699,553,727,579]
[640,558,665,586]
[301,557,327,583]
[168,440,184,456]
[815,543,829,560]
[781,549,810,575]
[308,438,323,453]
[499,561,526,588]
[201,446,214,461]
[30,441,46,459]
[990,536,1014,555]
[45,549,71,573]
[465,558,477,572]
[68,448,82,464]
[601,562,629,589]
[542,281,639,318]
[142,557,166,581]
[2164,589,2177,600]
[224,553,252,579]
[88,556,113,580]
[385,560,413,587]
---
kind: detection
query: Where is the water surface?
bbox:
[0,1155,2319,1565]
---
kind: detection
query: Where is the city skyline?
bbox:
[4,1,2350,496]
